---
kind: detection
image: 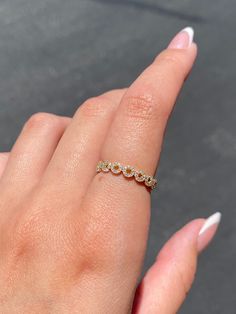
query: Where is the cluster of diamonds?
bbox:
[96,160,157,190]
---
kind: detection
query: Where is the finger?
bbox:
[0,153,9,177]
[84,29,197,271]
[0,113,70,193]
[133,212,221,314]
[75,28,198,312]
[41,89,126,203]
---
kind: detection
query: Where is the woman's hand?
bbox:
[0,27,220,313]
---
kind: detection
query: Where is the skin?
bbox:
[0,40,215,313]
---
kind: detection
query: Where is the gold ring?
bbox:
[96,160,157,190]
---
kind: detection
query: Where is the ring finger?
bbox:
[80,27,197,311]
[39,89,127,208]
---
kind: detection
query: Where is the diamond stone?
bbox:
[134,170,145,182]
[123,165,135,177]
[96,161,103,172]
[145,176,155,187]
[102,160,111,172]
[111,162,122,174]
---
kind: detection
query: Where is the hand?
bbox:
[0,27,221,313]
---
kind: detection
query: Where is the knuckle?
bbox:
[6,215,40,260]
[123,94,168,121]
[77,219,119,273]
[24,112,63,131]
[77,195,138,274]
[157,49,185,65]
[78,96,112,117]
[6,197,51,258]
[79,222,113,270]
[123,95,156,120]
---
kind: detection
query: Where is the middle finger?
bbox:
[40,89,126,204]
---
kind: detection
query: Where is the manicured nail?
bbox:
[168,27,194,49]
[197,212,222,252]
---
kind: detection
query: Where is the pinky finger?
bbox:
[0,153,9,178]
[132,212,221,314]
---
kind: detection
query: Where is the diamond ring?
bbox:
[96,160,157,190]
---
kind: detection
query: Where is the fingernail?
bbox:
[197,212,222,252]
[168,27,194,49]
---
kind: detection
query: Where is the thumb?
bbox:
[133,212,221,314]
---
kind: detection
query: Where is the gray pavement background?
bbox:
[0,0,235,313]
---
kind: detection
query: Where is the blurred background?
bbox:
[0,0,235,312]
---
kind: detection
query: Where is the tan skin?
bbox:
[0,31,219,313]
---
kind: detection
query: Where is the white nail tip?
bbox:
[182,26,194,46]
[199,212,222,236]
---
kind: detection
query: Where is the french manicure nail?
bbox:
[197,212,222,252]
[168,26,194,49]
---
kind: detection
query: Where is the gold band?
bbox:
[96,160,157,190]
